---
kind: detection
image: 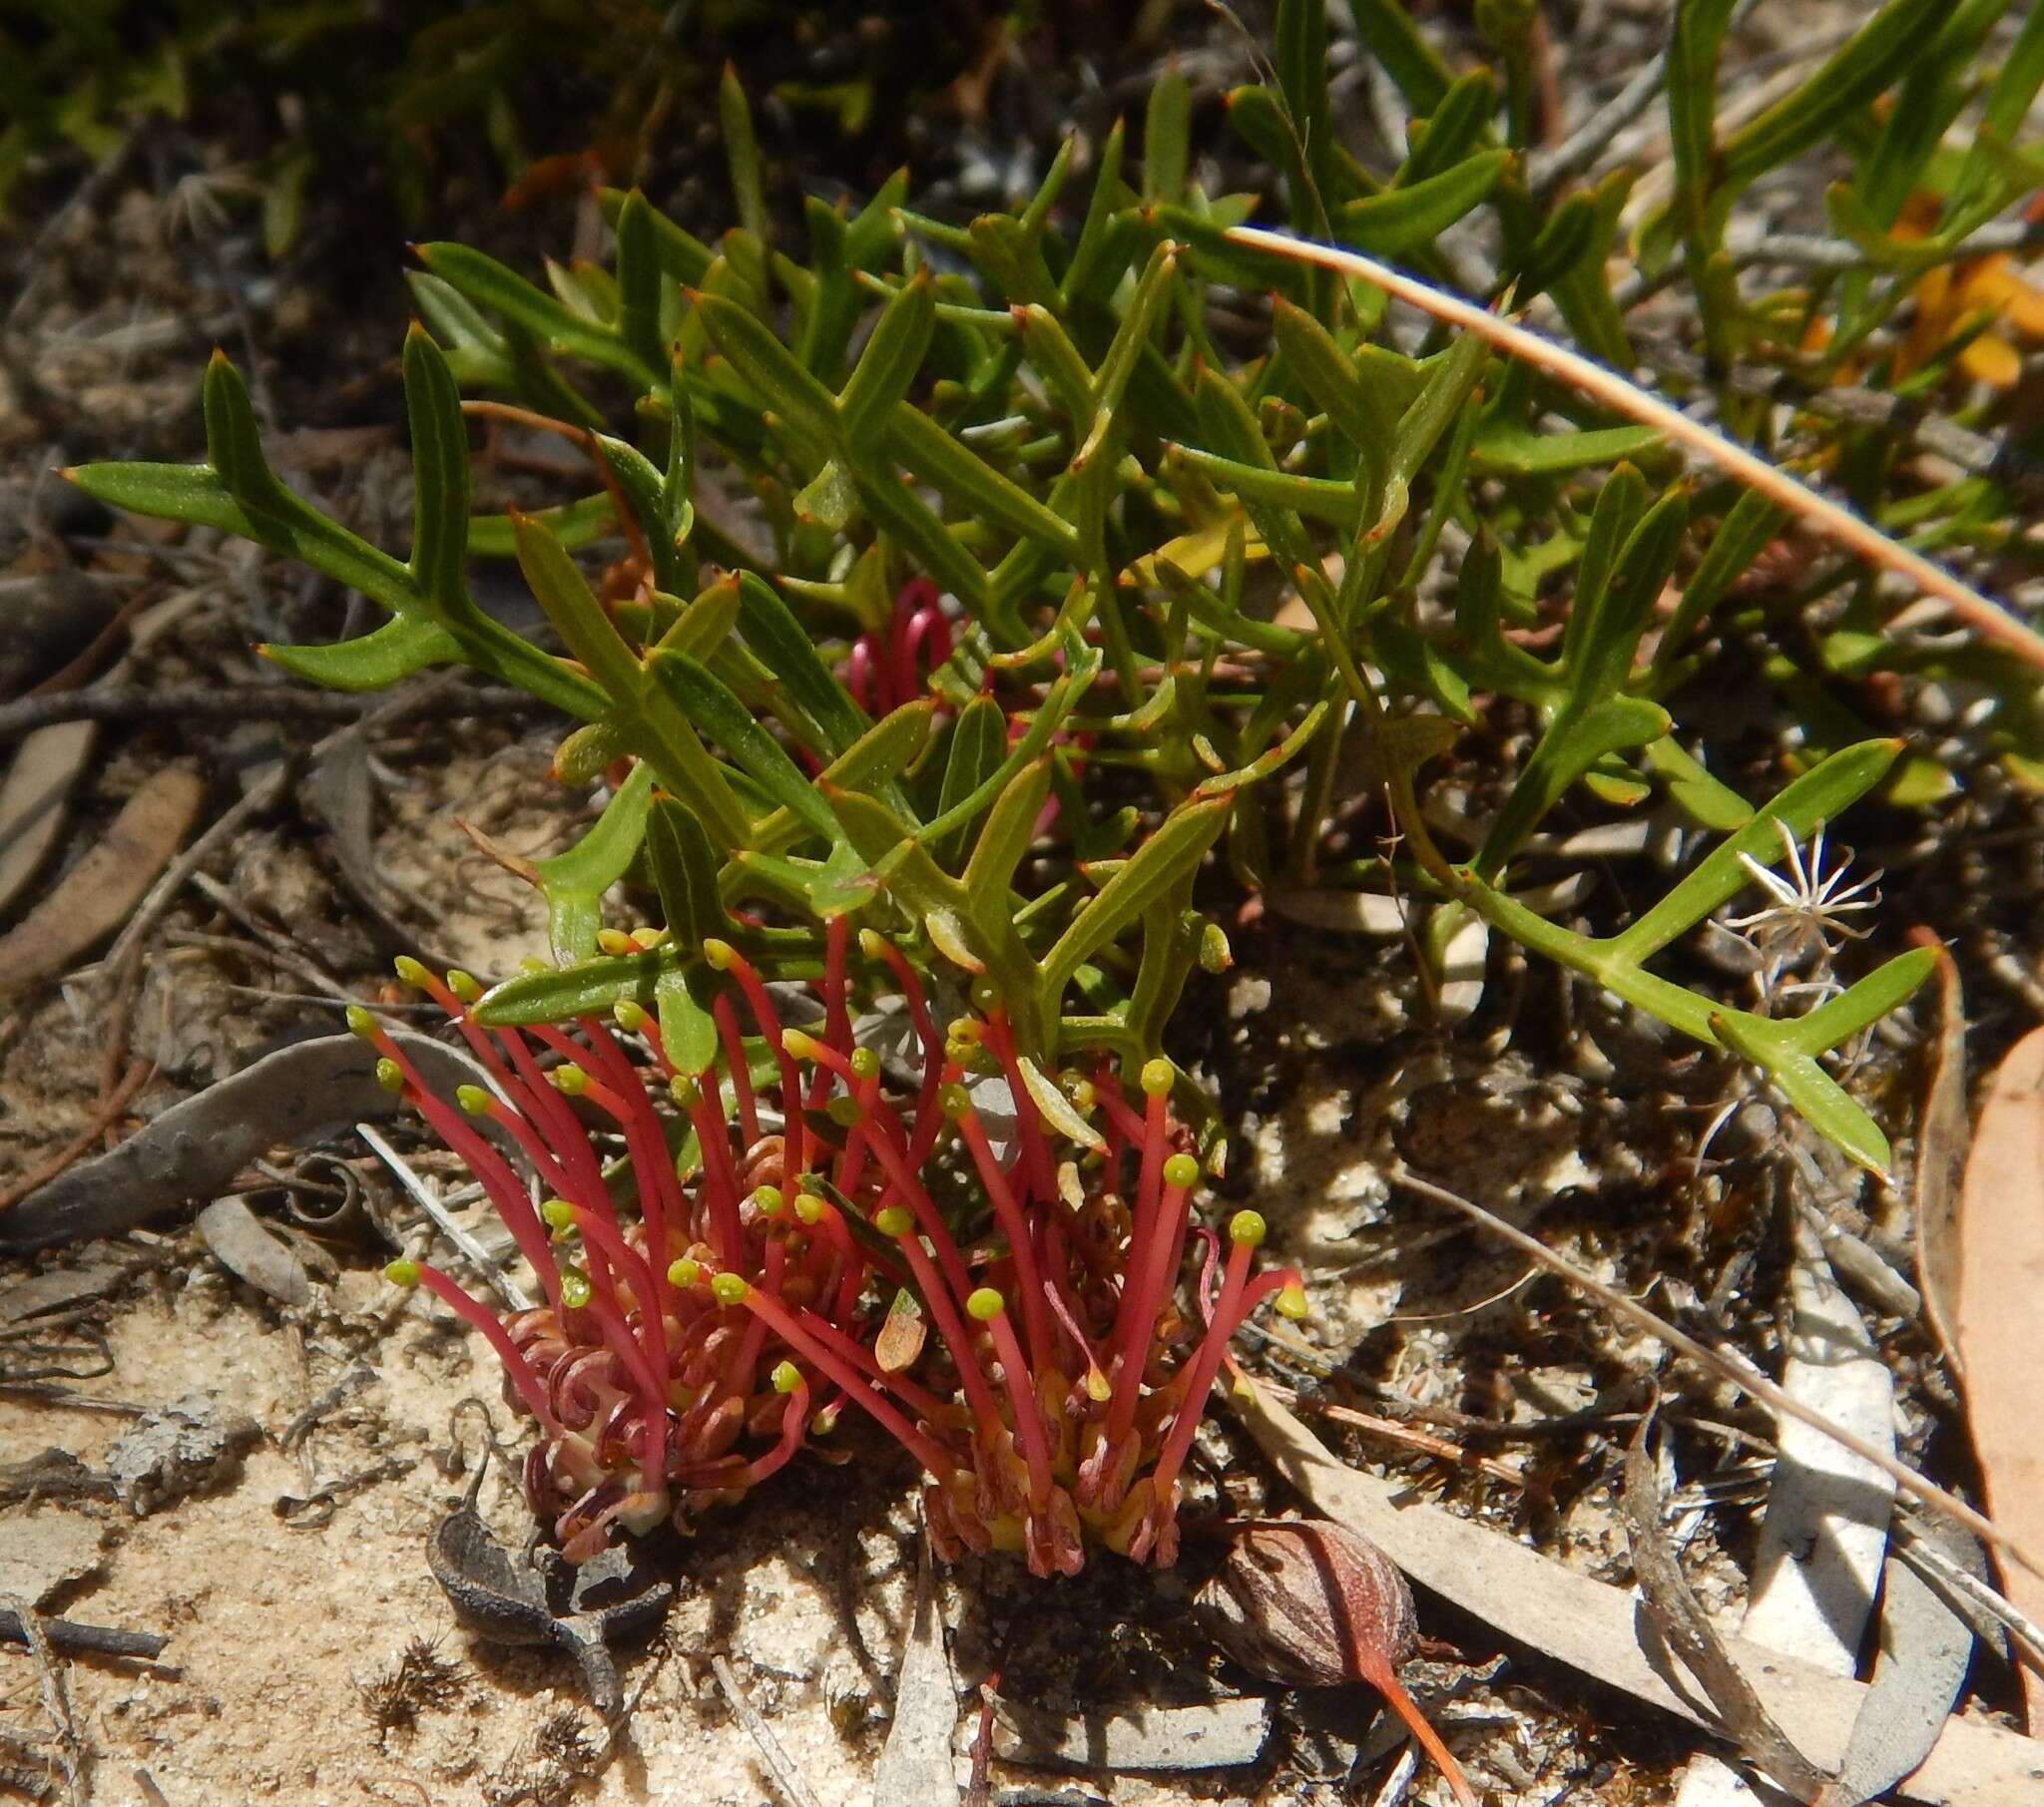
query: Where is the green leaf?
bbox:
[963,757,1052,951]
[1609,740,1901,964]
[884,406,1081,558]
[1400,68,1498,185]
[1474,693,1671,877]
[1334,151,1508,255]
[1470,421,1663,475]
[1347,0,1455,113]
[473,945,682,1028]
[261,615,458,690]
[401,325,470,613]
[533,759,657,964]
[647,796,730,951]
[1037,795,1230,1016]
[650,652,841,845]
[415,241,658,385]
[720,63,767,243]
[693,291,840,447]
[67,460,253,537]
[657,963,721,1077]
[735,573,867,758]
[838,272,933,443]
[930,695,1006,869]
[1144,60,1191,204]
[1721,0,1942,188]
[1707,1005,1895,1174]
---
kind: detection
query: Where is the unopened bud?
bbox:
[384,1259,420,1287]
[1163,1152,1200,1190]
[373,1059,405,1095]
[455,1084,492,1115]
[393,955,430,989]
[1228,1208,1267,1248]
[552,1064,589,1097]
[597,928,636,956]
[703,937,737,971]
[966,1287,1005,1322]
[771,1360,802,1394]
[874,1205,914,1238]
[1140,1057,1174,1099]
[711,1271,749,1305]
[613,999,650,1033]
[446,970,482,1004]
[559,1268,594,1309]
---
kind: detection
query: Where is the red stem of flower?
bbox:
[1148,1233,1258,1500]
[733,1286,957,1481]
[1105,1151,1194,1446]
[955,1108,1053,1372]
[983,1306,1055,1513]
[411,1261,559,1430]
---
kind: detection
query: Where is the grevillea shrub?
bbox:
[362,925,1302,1577]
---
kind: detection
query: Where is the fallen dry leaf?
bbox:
[1229,1379,2044,1806]
[0,719,97,914]
[0,763,204,996]
[1911,932,1968,1373]
[1953,1023,2044,1728]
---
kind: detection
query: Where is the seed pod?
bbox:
[1195,1518,1416,1688]
[1196,1520,1478,1807]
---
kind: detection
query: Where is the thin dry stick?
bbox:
[1,1592,88,1807]
[1385,1161,2044,1584]
[709,1653,825,1807]
[1225,226,2044,675]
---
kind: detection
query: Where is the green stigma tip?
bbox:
[965,1287,1005,1322]
[754,1184,786,1217]
[849,1046,879,1082]
[540,1198,576,1231]
[946,1017,981,1046]
[1140,1057,1174,1099]
[597,928,636,956]
[670,1075,702,1109]
[373,1058,405,1095]
[455,1084,492,1116]
[1199,922,1233,973]
[669,1257,702,1288]
[446,970,482,1004]
[703,937,736,971]
[857,928,886,959]
[771,1360,801,1394]
[344,1005,377,1039]
[613,1000,649,1032]
[793,1194,825,1225]
[809,1406,839,1435]
[1229,1209,1268,1248]
[825,1096,863,1128]
[1276,1281,1308,1320]
[969,978,1000,1014]
[384,1258,420,1287]
[552,1064,589,1096]
[939,1083,971,1122]
[710,1271,749,1306]
[874,1205,914,1238]
[780,1027,817,1059]
[559,1269,594,1309]
[392,955,429,988]
[1163,1152,1200,1190]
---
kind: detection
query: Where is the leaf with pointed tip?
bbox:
[534,760,657,965]
[473,945,682,1028]
[1334,150,1509,255]
[1038,796,1229,1019]
[647,796,729,952]
[650,652,841,846]
[261,615,459,690]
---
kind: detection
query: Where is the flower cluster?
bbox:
[360,928,1303,1576]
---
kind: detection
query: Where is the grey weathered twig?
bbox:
[0,1606,170,1663]
[0,681,534,747]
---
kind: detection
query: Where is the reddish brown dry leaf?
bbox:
[1911,930,1968,1375]
[0,765,205,997]
[1954,1023,2044,1728]
[0,720,98,915]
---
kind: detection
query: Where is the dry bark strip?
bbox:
[1230,1383,2044,1806]
[0,764,204,996]
[0,1031,491,1250]
[1954,1024,2044,1729]
[1623,1416,1832,1800]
